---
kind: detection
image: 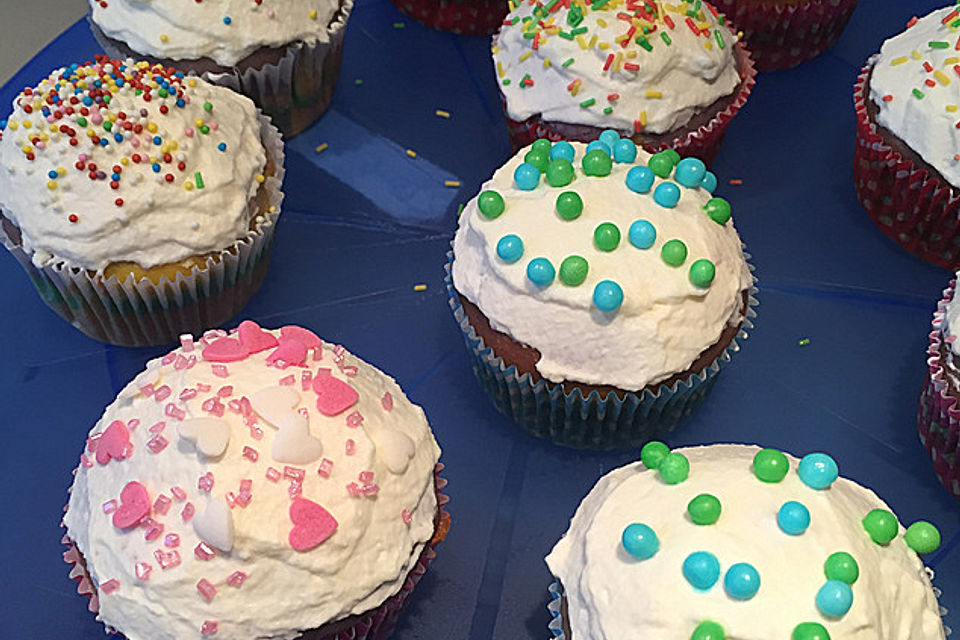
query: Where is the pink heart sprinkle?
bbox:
[113,481,151,530]
[312,375,359,417]
[96,420,131,465]
[202,338,250,363]
[288,497,338,552]
[266,339,308,368]
[280,326,322,350]
[237,320,278,353]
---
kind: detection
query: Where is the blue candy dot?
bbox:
[682,551,721,590]
[593,280,624,312]
[777,501,811,535]
[599,129,621,149]
[114,133,123,142]
[514,162,541,191]
[628,219,657,249]
[798,453,839,490]
[217,142,227,152]
[153,136,162,145]
[700,171,718,193]
[526,258,555,287]
[496,235,524,264]
[653,182,681,208]
[724,563,760,600]
[47,170,58,179]
[625,166,655,193]
[152,163,161,173]
[550,141,575,162]
[111,172,121,181]
[621,523,659,559]
[83,96,93,106]
[613,139,637,164]
[675,157,707,188]
[0,119,8,129]
[816,580,853,618]
[223,16,232,24]
[586,140,612,157]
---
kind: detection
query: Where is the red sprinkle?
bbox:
[882,94,894,102]
[907,16,918,28]
[68,214,79,223]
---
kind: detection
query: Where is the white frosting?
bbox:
[546,444,947,640]
[0,59,267,271]
[64,326,441,640]
[871,6,960,188]
[494,1,741,133]
[90,0,344,67]
[452,142,751,391]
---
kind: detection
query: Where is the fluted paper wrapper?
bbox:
[390,0,509,35]
[0,115,285,347]
[445,250,758,450]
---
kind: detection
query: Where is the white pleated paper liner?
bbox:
[0,114,285,347]
[444,248,758,450]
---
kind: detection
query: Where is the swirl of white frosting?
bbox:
[63,324,441,640]
[452,142,751,391]
[870,6,960,188]
[494,0,741,133]
[547,444,947,640]
[0,58,268,271]
[89,0,344,67]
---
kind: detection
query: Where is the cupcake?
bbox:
[494,0,756,163]
[920,276,960,501]
[88,0,353,136]
[547,442,947,639]
[390,0,509,35]
[0,56,284,347]
[448,138,756,449]
[709,0,859,71]
[855,6,960,270]
[62,321,447,640]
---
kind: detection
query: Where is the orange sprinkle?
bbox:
[729,179,743,186]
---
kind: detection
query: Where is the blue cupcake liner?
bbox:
[444,248,758,450]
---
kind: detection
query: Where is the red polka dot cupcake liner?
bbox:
[709,0,859,72]
[501,40,756,165]
[389,0,509,35]
[62,464,450,639]
[919,281,960,502]
[854,56,960,271]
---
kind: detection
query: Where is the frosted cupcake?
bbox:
[494,0,756,162]
[88,0,353,136]
[448,137,756,448]
[390,0,509,35]
[0,56,284,346]
[62,321,447,640]
[548,442,947,639]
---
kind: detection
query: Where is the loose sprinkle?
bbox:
[315,143,329,153]
[413,284,428,292]
[444,180,461,188]
[798,338,811,347]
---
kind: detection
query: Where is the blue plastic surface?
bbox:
[0,0,958,638]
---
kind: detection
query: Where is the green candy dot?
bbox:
[102,120,112,131]
[559,255,589,286]
[640,441,670,470]
[661,239,687,266]
[102,94,111,104]
[76,116,87,127]
[478,191,505,219]
[792,622,831,640]
[664,149,682,165]
[556,192,583,220]
[704,197,731,225]
[824,552,859,585]
[594,223,621,252]
[658,452,690,484]
[648,151,676,178]
[203,101,213,112]
[582,149,613,176]
[689,259,715,288]
[525,148,550,173]
[753,448,789,483]
[905,521,941,554]
[531,138,552,154]
[688,494,722,525]
[200,125,210,134]
[691,621,725,640]
[862,509,899,545]
[546,158,575,187]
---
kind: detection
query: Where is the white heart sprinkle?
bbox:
[249,386,301,428]
[373,430,416,474]
[178,418,230,458]
[271,413,324,465]
[193,499,234,552]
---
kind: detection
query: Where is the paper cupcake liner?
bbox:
[710,0,858,71]
[854,56,960,271]
[389,0,509,35]
[501,40,756,165]
[0,115,285,347]
[62,464,450,640]
[444,250,758,450]
[919,280,960,502]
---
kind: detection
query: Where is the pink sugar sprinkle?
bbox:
[147,435,169,454]
[241,446,259,462]
[186,355,197,369]
[211,364,229,378]
[401,508,413,525]
[346,482,361,497]
[135,562,152,581]
[341,365,358,377]
[184,127,195,138]
[345,439,356,456]
[153,495,172,515]
[164,533,180,548]
[86,433,101,452]
[333,345,345,358]
[312,346,323,361]
[139,383,156,397]
[279,374,296,386]
[361,483,380,496]
[195,542,216,561]
[297,407,309,419]
[164,403,186,421]
[201,397,217,412]
[203,329,228,343]
[346,410,364,428]
[144,521,164,541]
[197,578,217,602]
[100,579,120,595]
[154,549,181,570]
[316,367,332,378]
[358,470,374,484]
[80,454,93,468]
[235,492,251,508]
[171,486,187,501]
[198,472,214,493]
[179,388,198,402]
[283,466,305,481]
[249,425,263,440]
[381,392,394,411]
[196,382,211,393]
[226,571,247,587]
[227,399,243,414]
[239,396,253,416]
[181,502,196,522]
[127,418,140,430]
[225,492,237,508]
[201,620,219,635]
[317,458,334,478]
[288,481,302,500]
[265,467,281,482]
[102,499,117,514]
[301,370,313,391]
[217,385,233,398]
[180,334,195,352]
[121,442,135,459]
[174,354,189,370]
[239,479,253,493]
[153,385,172,402]
[149,421,166,434]
[161,354,175,366]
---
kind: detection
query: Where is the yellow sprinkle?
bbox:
[598,41,610,50]
[39,133,49,142]
[49,124,58,133]
[22,121,31,129]
[315,142,329,153]
[497,61,505,78]
[911,50,922,60]
[7,121,17,130]
[576,35,588,50]
[640,110,648,126]
[160,34,169,42]
[169,140,179,151]
[947,105,958,112]
[46,180,57,190]
[936,70,952,86]
[268,206,277,213]
[57,166,67,177]
[87,129,96,138]
[444,180,461,188]
[413,284,428,292]
[625,50,637,58]
[20,145,32,155]
[612,52,623,73]
[435,109,451,118]
[704,40,713,50]
[519,51,533,62]
[947,57,959,64]
[544,57,552,69]
[309,9,318,19]
[121,157,130,166]
[188,79,197,87]
[891,56,909,66]
[492,45,500,54]
[194,118,205,127]
[406,149,417,158]
[147,122,159,133]
[597,18,607,27]
[255,174,265,183]
[108,113,117,122]
[645,90,663,98]
[588,34,598,49]
[184,181,195,191]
